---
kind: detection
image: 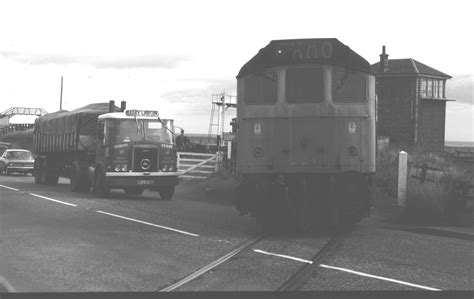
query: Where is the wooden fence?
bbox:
[411,163,444,183]
[410,162,474,200]
[177,152,222,180]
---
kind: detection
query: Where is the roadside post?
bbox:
[397,151,408,208]
[227,141,232,160]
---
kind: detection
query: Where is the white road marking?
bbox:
[0,184,19,191]
[253,248,441,291]
[96,210,199,237]
[29,193,77,207]
[319,264,441,291]
[253,249,313,264]
[0,274,17,292]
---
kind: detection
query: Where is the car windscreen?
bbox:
[6,151,33,160]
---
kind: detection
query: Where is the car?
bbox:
[0,149,35,176]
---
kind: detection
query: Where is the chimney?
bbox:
[120,101,127,112]
[379,45,389,73]
[109,100,115,113]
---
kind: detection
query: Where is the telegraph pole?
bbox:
[59,76,63,110]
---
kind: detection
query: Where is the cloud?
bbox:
[0,50,187,69]
[162,77,236,104]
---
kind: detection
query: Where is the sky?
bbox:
[0,0,472,140]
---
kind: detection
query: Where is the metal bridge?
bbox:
[0,107,48,119]
[0,107,47,138]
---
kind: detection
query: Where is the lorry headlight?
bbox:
[114,163,128,172]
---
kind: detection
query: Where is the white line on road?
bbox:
[0,184,19,191]
[0,274,17,292]
[253,249,313,264]
[319,264,441,291]
[29,193,78,207]
[96,210,199,237]
[253,248,441,291]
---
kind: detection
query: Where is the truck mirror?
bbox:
[97,122,105,140]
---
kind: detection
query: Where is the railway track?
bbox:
[159,231,344,292]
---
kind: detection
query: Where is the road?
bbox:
[1,173,473,292]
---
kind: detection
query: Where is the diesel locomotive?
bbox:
[234,39,376,230]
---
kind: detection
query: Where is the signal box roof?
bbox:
[372,59,451,78]
[237,38,374,78]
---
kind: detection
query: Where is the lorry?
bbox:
[32,101,180,199]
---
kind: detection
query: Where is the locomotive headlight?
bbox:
[253,147,263,157]
[114,164,121,172]
[348,146,358,157]
[121,164,128,172]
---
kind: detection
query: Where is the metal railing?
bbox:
[0,124,34,137]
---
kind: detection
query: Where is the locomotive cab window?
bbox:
[286,68,324,103]
[244,72,277,104]
[332,70,366,103]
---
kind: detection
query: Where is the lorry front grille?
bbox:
[133,147,158,172]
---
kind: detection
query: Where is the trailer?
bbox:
[33,101,180,199]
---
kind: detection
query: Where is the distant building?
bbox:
[372,46,454,154]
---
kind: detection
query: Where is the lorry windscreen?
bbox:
[108,120,173,144]
[143,120,173,144]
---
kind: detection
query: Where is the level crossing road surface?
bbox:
[0,174,473,292]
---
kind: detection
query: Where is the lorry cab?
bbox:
[93,109,180,199]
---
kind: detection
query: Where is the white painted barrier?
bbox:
[177,152,221,180]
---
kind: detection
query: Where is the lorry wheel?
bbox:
[124,187,144,195]
[34,160,41,184]
[70,163,90,192]
[40,159,59,185]
[94,170,109,198]
[159,186,175,200]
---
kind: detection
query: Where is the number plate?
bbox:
[137,179,154,185]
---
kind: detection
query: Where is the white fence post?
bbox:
[397,151,408,208]
[176,152,181,170]
[227,141,232,160]
[215,152,222,172]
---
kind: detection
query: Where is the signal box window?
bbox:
[332,71,366,103]
[244,72,277,104]
[286,68,324,103]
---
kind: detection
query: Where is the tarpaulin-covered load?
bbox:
[33,103,118,154]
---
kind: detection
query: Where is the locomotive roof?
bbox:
[237,38,374,78]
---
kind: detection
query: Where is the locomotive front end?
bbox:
[235,39,376,230]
